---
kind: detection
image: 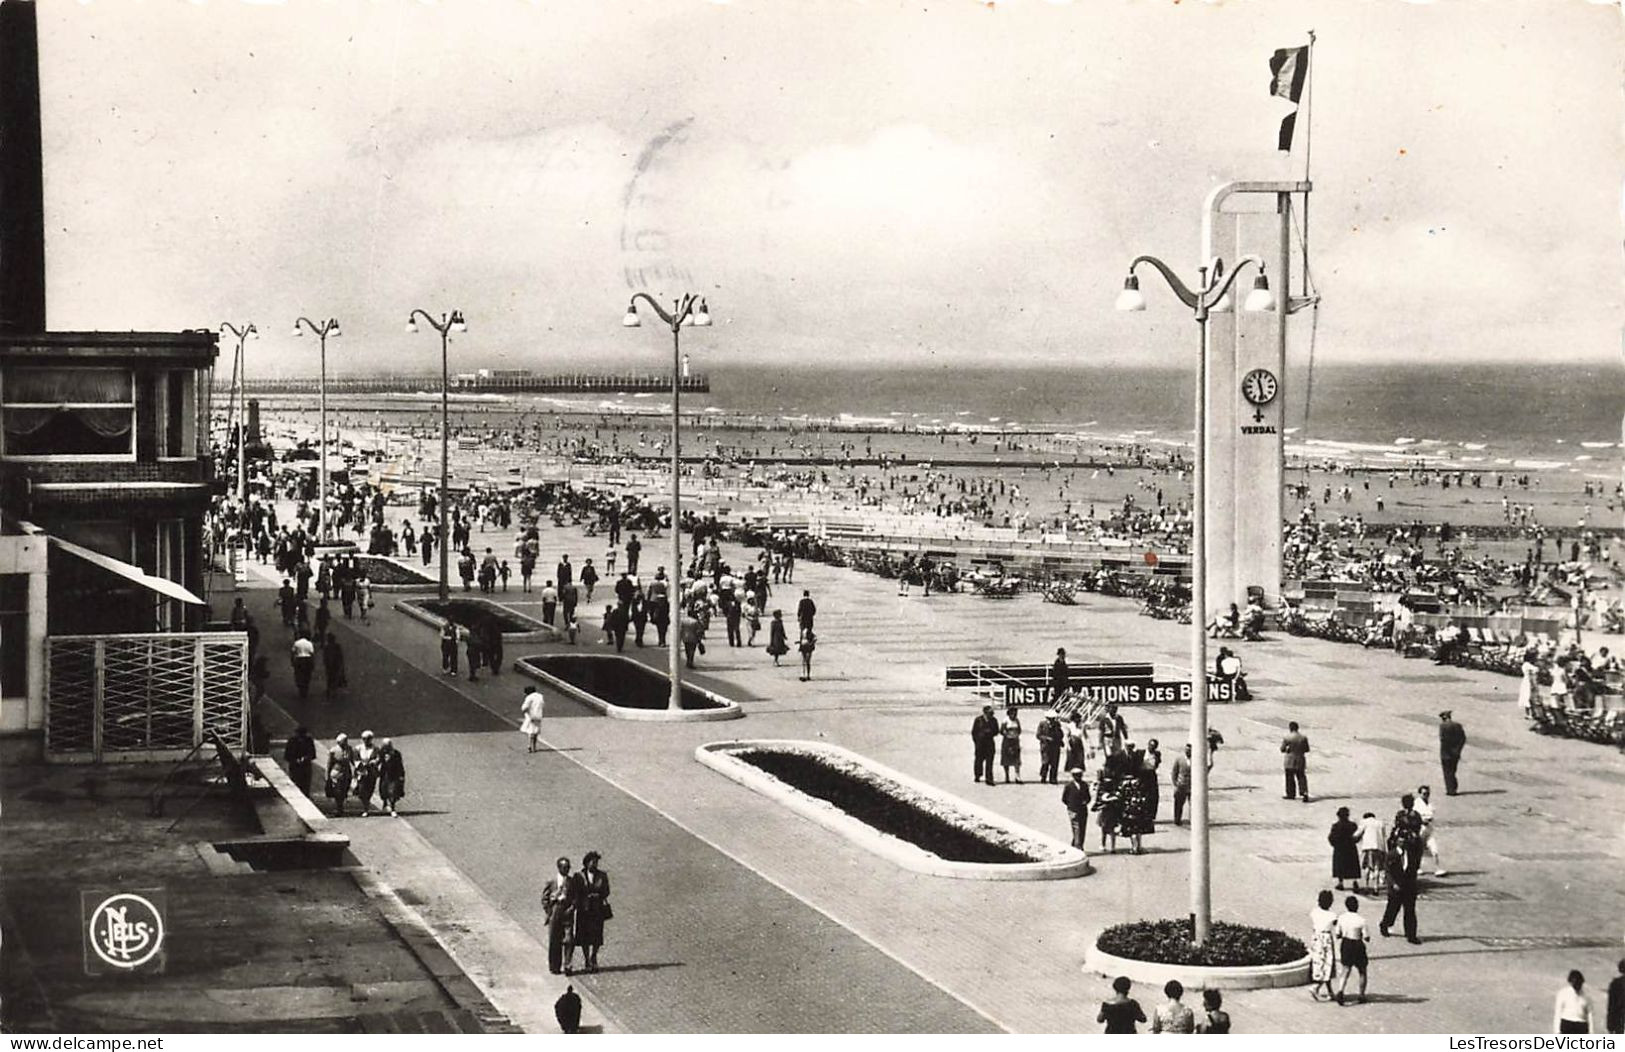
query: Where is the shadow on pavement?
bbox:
[587,961,686,975]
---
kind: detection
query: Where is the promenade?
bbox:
[247,517,1625,1034]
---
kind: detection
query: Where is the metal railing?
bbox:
[45,632,248,763]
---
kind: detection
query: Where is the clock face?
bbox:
[1241,368,1279,406]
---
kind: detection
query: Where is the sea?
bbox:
[693,362,1621,474]
[289,361,1619,478]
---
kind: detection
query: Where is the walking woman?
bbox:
[1093,768,1122,854]
[797,627,817,681]
[1309,889,1338,1001]
[766,610,790,666]
[1330,806,1362,891]
[377,739,406,817]
[353,730,381,817]
[999,705,1023,783]
[324,734,355,817]
[571,851,612,973]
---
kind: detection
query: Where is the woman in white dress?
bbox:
[1308,889,1338,1001]
[1518,651,1540,720]
[520,687,546,753]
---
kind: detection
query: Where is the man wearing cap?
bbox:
[1062,766,1091,849]
[971,704,1000,786]
[1438,710,1467,796]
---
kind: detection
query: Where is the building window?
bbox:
[157,369,197,459]
[0,367,135,458]
[0,575,27,697]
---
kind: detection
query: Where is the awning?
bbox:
[48,536,205,605]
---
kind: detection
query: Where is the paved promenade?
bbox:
[247,518,1625,1033]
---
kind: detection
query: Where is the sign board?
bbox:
[82,888,167,975]
[1002,679,1233,707]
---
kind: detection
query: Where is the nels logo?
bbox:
[82,890,166,975]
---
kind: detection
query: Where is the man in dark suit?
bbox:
[556,555,573,591]
[1050,648,1072,707]
[1280,720,1311,802]
[1437,710,1467,795]
[972,704,1000,786]
[797,590,817,632]
[1061,767,1091,848]
[543,856,577,974]
[1380,795,1425,944]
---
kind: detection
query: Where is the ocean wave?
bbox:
[1580,441,1616,449]
[1513,459,1568,470]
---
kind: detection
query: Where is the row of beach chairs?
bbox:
[1527,700,1625,746]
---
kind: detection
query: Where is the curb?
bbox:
[515,656,744,722]
[696,739,1091,880]
[1083,941,1311,991]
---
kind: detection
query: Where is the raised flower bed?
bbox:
[396,597,557,644]
[348,555,437,591]
[1084,919,1311,991]
[696,740,1089,880]
[516,654,743,722]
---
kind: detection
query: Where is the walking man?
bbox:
[1415,784,1447,876]
[625,533,641,576]
[1380,794,1424,944]
[971,704,1000,786]
[1170,743,1193,825]
[543,856,577,975]
[1062,766,1091,850]
[289,633,316,699]
[1280,720,1311,803]
[797,589,817,633]
[1438,709,1467,796]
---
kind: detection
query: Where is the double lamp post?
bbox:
[291,316,342,542]
[1115,254,1274,945]
[622,293,711,710]
[406,309,468,602]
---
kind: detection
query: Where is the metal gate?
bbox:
[44,632,248,762]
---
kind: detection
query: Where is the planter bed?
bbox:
[696,740,1089,880]
[348,555,438,590]
[515,655,743,722]
[396,597,558,643]
[1084,919,1310,991]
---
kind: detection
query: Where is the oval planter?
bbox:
[515,655,743,723]
[1084,939,1311,992]
[697,739,1090,880]
[396,597,559,645]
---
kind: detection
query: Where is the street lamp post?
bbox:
[1116,253,1274,945]
[220,322,259,587]
[622,293,712,710]
[292,317,342,543]
[406,309,468,602]
[220,323,259,511]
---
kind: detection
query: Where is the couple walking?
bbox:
[542,852,613,975]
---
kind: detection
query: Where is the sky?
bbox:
[32,0,1624,375]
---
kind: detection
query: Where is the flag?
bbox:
[1269,45,1309,151]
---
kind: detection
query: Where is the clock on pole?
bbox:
[1240,368,1278,422]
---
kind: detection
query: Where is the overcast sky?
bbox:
[35,0,1623,375]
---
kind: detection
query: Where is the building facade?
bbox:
[0,331,219,736]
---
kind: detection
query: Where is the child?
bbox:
[499,559,511,592]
